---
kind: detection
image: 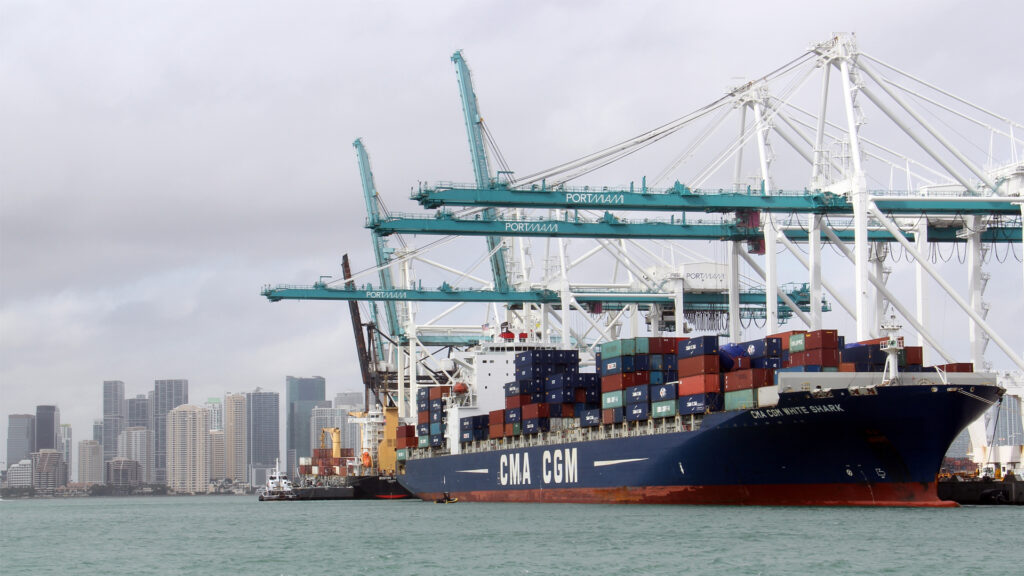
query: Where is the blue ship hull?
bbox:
[399,383,1002,506]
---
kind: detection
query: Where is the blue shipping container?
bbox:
[751,356,782,370]
[416,423,430,436]
[626,402,650,422]
[580,409,602,427]
[601,357,623,376]
[625,384,649,404]
[678,393,723,415]
[505,408,522,423]
[651,383,677,401]
[523,418,551,435]
[739,337,782,359]
[677,335,720,359]
[633,354,650,371]
[546,388,565,404]
[429,434,444,447]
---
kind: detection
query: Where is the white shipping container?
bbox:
[756,385,780,407]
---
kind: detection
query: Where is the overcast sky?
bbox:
[2,0,1022,468]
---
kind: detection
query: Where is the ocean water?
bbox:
[1,495,1021,575]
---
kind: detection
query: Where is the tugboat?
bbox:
[257,460,296,501]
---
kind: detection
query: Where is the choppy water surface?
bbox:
[1,495,1020,575]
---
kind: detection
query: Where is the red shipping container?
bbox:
[677,374,721,396]
[504,423,515,437]
[489,424,505,439]
[905,346,923,365]
[677,354,720,377]
[522,403,550,420]
[804,329,839,350]
[505,393,530,409]
[489,409,505,424]
[601,373,634,392]
[649,337,678,355]
[732,356,751,371]
[936,362,974,373]
[417,411,429,425]
[839,362,858,372]
[632,371,651,386]
[574,388,587,403]
[428,385,451,400]
[790,349,840,367]
[768,330,805,351]
[723,368,768,391]
[561,403,576,418]
[601,409,620,425]
[853,337,888,347]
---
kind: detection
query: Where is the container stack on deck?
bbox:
[408,330,977,454]
[297,447,355,477]
[395,425,416,462]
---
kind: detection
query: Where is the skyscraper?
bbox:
[166,405,208,494]
[223,393,247,484]
[7,414,36,468]
[246,388,279,487]
[205,397,224,431]
[127,394,150,428]
[103,380,125,463]
[151,379,188,484]
[60,424,73,482]
[35,405,60,450]
[286,376,327,476]
[118,426,154,484]
[208,429,225,482]
[93,420,104,443]
[78,440,103,485]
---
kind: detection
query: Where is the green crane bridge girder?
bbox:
[369,214,1022,243]
[412,182,1024,216]
[260,282,828,320]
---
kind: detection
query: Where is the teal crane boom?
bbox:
[354,138,403,341]
[452,50,511,293]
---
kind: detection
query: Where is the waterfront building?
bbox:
[166,405,208,494]
[34,405,60,450]
[224,393,247,484]
[60,424,73,481]
[151,379,188,484]
[31,449,67,495]
[127,394,150,428]
[78,440,103,485]
[103,380,125,465]
[286,376,328,476]
[7,459,32,488]
[105,458,141,491]
[118,426,154,484]
[246,388,279,487]
[7,414,36,467]
[208,429,225,482]
[93,419,103,443]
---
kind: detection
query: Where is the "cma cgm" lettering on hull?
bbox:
[499,448,578,486]
[504,222,559,233]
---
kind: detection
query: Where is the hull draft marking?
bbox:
[457,468,490,474]
[593,458,648,467]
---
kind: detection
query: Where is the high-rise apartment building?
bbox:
[7,459,33,487]
[127,394,150,428]
[286,376,327,476]
[166,405,208,494]
[224,393,247,484]
[151,379,188,484]
[31,449,67,495]
[208,429,225,482]
[93,419,104,443]
[103,380,125,464]
[35,405,60,450]
[246,388,279,487]
[60,424,73,481]
[7,414,36,468]
[205,397,224,431]
[78,440,103,485]
[106,458,141,491]
[118,426,154,484]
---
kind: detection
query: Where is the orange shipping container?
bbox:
[678,374,721,396]
[417,411,429,425]
[804,329,839,350]
[522,403,550,420]
[677,354,720,377]
[839,362,858,372]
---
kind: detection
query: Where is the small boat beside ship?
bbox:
[257,460,296,501]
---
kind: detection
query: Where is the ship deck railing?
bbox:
[406,413,705,461]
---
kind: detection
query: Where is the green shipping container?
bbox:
[724,389,756,411]
[633,337,650,355]
[789,333,806,353]
[602,390,624,409]
[418,435,429,448]
[823,367,839,372]
[600,339,635,359]
[513,422,522,435]
[396,448,408,461]
[652,399,677,418]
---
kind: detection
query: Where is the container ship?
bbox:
[396,326,1003,506]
